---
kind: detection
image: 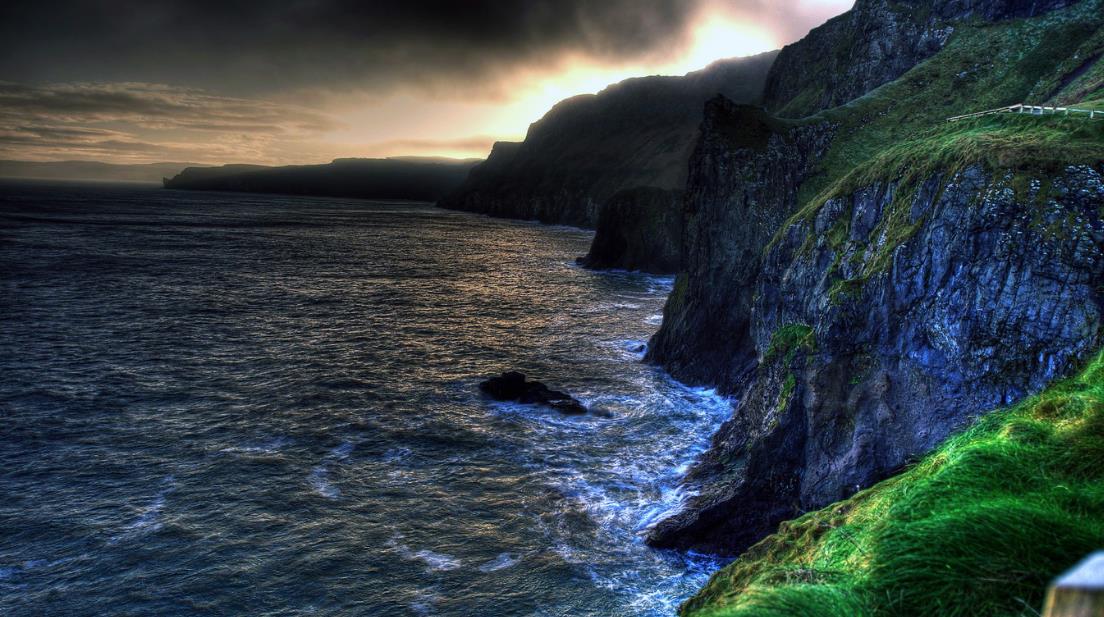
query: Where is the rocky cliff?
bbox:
[438,51,778,228]
[645,0,1104,555]
[649,161,1104,553]
[576,187,683,274]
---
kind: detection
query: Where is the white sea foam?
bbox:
[220,436,291,456]
[388,535,462,572]
[477,552,521,572]
[383,447,411,462]
[412,550,461,571]
[109,476,176,544]
[307,441,356,498]
[410,588,442,616]
[308,466,340,499]
[331,442,354,459]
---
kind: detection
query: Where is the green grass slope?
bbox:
[682,352,1104,617]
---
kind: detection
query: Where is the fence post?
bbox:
[1043,552,1104,617]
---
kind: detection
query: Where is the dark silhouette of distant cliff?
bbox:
[437,51,779,227]
[164,157,480,202]
[0,160,204,183]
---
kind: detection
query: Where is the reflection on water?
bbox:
[0,182,732,616]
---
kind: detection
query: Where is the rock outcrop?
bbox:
[645,98,836,387]
[438,51,778,228]
[480,371,588,415]
[577,187,683,274]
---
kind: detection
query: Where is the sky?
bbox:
[0,0,854,166]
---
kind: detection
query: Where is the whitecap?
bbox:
[308,466,340,499]
[388,535,462,572]
[331,442,354,459]
[220,436,291,455]
[477,552,520,572]
[412,550,461,572]
[410,588,442,616]
[645,313,664,325]
[109,476,175,544]
[383,447,411,462]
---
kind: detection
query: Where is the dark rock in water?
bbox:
[480,372,587,415]
[577,187,683,274]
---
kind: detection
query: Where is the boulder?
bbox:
[479,372,587,415]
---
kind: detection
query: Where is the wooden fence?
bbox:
[948,103,1101,122]
[1043,551,1104,617]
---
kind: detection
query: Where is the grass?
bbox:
[765,324,816,364]
[763,1,1104,275]
[681,351,1104,617]
[799,0,1104,203]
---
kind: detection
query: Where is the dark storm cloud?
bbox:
[0,0,706,97]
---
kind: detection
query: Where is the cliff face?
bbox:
[646,99,836,384]
[577,187,683,274]
[645,0,1104,556]
[763,0,1079,117]
[438,51,778,228]
[648,163,1104,554]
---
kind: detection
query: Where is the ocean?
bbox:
[0,181,730,616]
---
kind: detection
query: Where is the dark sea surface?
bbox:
[0,181,731,616]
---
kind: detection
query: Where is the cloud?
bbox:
[0,0,847,100]
[0,81,341,163]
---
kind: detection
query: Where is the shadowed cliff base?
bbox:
[576,187,683,274]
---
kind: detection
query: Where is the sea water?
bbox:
[0,182,731,616]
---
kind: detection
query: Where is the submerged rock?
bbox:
[479,372,587,415]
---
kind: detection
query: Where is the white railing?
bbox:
[948,103,1100,122]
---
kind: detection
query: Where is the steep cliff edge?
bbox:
[650,155,1104,554]
[576,187,683,274]
[646,0,1104,556]
[437,52,778,228]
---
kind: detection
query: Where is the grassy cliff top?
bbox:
[797,0,1104,206]
[681,351,1104,617]
[765,0,1104,255]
